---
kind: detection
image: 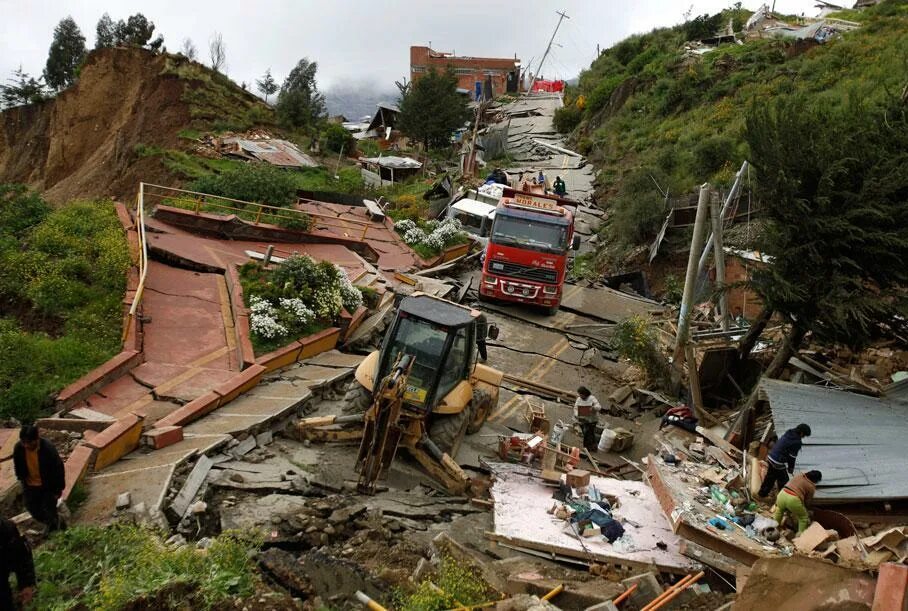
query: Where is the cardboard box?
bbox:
[566,469,590,488]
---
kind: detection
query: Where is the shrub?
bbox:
[553,104,582,134]
[0,184,50,238]
[240,255,362,352]
[586,74,625,115]
[393,217,469,259]
[324,123,354,154]
[395,556,492,611]
[692,135,736,177]
[191,162,298,207]
[612,316,670,387]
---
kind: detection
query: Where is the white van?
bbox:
[447,198,497,246]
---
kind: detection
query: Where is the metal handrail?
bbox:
[123,183,149,342]
[140,183,376,241]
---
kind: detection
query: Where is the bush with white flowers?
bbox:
[393,217,468,256]
[241,254,369,348]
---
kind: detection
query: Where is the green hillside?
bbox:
[560,0,908,260]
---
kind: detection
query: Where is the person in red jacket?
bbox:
[13,426,66,532]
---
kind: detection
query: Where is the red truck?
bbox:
[479,188,580,314]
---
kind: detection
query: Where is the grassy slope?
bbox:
[566,1,908,255]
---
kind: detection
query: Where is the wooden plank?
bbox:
[169,455,213,518]
[679,539,745,576]
[696,426,742,457]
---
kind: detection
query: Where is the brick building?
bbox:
[410,46,521,98]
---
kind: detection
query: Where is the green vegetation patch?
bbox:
[33,525,259,610]
[394,556,494,611]
[162,55,276,133]
[392,217,470,260]
[0,186,129,422]
[240,255,363,354]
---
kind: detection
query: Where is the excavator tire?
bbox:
[466,388,493,435]
[429,408,470,457]
[341,378,373,414]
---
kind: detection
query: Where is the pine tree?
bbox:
[276,59,326,129]
[44,16,87,91]
[397,68,471,150]
[0,67,47,109]
[95,13,115,48]
[256,69,278,103]
[744,94,908,350]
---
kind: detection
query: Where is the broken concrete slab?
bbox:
[169,455,213,519]
[231,435,256,458]
[115,492,131,510]
[255,430,273,447]
[734,556,875,610]
[220,493,310,531]
[794,522,836,554]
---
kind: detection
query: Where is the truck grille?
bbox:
[488,260,557,284]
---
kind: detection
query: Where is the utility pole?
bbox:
[710,193,729,331]
[672,183,711,388]
[527,10,569,95]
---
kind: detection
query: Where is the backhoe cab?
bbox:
[353,294,502,456]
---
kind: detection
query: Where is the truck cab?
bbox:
[447,198,497,246]
[479,188,580,313]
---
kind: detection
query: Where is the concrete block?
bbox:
[84,413,144,471]
[213,365,266,404]
[143,426,184,450]
[116,492,131,509]
[584,602,619,611]
[255,430,273,447]
[621,572,662,610]
[231,435,256,458]
[873,563,908,611]
[62,444,95,501]
[155,391,221,428]
[55,350,142,408]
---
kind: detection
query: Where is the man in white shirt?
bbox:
[574,386,601,450]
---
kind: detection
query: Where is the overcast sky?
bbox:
[2,0,819,95]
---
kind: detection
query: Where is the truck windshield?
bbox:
[490,215,568,253]
[384,315,448,406]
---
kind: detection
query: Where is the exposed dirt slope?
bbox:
[0,47,269,203]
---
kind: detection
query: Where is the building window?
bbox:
[412,65,427,73]
[454,68,475,76]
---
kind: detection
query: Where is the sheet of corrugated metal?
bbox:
[763,378,908,502]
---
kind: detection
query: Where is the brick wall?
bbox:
[410,46,519,97]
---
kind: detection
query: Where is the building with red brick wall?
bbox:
[410,46,521,98]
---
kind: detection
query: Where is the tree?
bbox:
[44,17,86,91]
[257,68,278,103]
[209,32,227,73]
[324,123,354,155]
[397,68,470,150]
[276,58,326,130]
[0,67,47,109]
[95,13,115,48]
[180,38,197,61]
[745,95,908,351]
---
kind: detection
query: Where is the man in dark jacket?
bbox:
[0,517,36,610]
[13,426,65,532]
[758,423,811,498]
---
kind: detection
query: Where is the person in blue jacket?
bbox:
[758,423,811,498]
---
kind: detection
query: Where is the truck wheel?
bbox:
[545,306,559,316]
[341,378,372,414]
[429,409,470,457]
[467,389,493,435]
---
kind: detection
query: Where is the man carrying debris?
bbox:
[758,423,811,499]
[0,517,36,610]
[13,426,66,533]
[573,386,601,450]
[774,470,822,534]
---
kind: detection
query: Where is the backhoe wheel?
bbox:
[429,409,470,457]
[467,388,493,435]
[341,378,372,414]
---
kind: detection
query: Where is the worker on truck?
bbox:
[758,423,811,499]
[774,470,823,534]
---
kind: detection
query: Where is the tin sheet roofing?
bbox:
[763,378,908,502]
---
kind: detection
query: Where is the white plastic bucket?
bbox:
[598,428,617,452]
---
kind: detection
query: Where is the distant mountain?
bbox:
[324,80,398,120]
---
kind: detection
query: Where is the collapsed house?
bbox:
[358,155,422,187]
[219,136,318,168]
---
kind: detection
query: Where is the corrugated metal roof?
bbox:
[763,378,908,502]
[360,156,422,170]
[221,137,317,168]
